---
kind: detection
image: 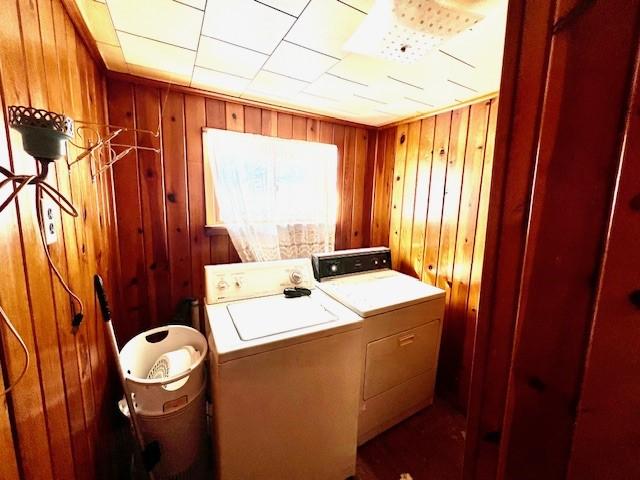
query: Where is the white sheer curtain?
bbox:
[204,129,338,262]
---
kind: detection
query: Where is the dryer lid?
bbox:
[318,270,444,317]
[227,295,337,341]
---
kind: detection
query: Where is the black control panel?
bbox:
[312,248,392,281]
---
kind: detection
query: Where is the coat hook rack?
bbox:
[68,121,162,182]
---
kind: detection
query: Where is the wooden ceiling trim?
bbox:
[106,70,378,129]
[59,0,106,71]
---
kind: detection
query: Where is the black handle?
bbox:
[93,274,111,322]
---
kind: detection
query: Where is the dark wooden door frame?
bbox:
[462,1,640,479]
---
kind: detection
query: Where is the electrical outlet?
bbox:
[42,198,57,245]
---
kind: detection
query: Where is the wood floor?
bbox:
[356,399,466,480]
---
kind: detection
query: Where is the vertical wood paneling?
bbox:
[244,106,261,134]
[461,99,498,407]
[333,124,345,248]
[107,80,146,343]
[388,124,409,267]
[374,99,498,409]
[134,85,169,327]
[350,128,368,248]
[409,117,436,276]
[292,115,306,140]
[340,127,356,249]
[162,92,191,309]
[398,121,421,274]
[184,94,207,312]
[277,112,292,139]
[0,1,118,478]
[421,111,451,284]
[109,78,374,329]
[445,101,491,398]
[225,102,244,132]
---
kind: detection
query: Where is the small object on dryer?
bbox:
[283,287,312,298]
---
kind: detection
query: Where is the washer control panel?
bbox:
[312,247,391,281]
[205,259,314,304]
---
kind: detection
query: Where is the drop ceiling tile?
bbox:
[247,70,309,99]
[263,42,339,82]
[202,0,295,55]
[375,99,425,116]
[118,31,195,77]
[97,42,127,72]
[76,0,118,45]
[258,0,310,17]
[328,54,391,85]
[196,36,267,79]
[304,73,366,101]
[175,0,206,10]
[340,0,375,14]
[107,0,202,50]
[285,0,366,59]
[191,67,250,95]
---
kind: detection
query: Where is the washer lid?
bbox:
[227,295,338,341]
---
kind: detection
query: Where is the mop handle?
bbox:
[94,275,157,479]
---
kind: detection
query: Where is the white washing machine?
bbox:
[312,247,445,444]
[204,258,363,480]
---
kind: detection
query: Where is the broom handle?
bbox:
[94,275,156,480]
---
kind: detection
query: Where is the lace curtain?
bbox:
[204,129,338,262]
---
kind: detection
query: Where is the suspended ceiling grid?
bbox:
[76,0,507,126]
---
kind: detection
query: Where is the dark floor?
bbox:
[116,398,465,479]
[355,399,466,480]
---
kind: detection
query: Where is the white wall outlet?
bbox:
[42,198,58,245]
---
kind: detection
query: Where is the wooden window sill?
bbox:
[204,225,228,236]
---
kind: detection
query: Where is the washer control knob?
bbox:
[233,278,242,288]
[290,270,303,285]
[217,280,229,290]
[330,264,338,273]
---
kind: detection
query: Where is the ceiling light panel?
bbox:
[107,0,202,50]
[118,31,196,77]
[248,70,309,99]
[264,42,339,82]
[344,0,483,64]
[285,0,366,59]
[202,0,295,55]
[191,67,251,95]
[196,36,267,79]
[259,0,310,17]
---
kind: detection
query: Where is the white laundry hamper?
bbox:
[119,325,208,479]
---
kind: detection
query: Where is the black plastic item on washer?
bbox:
[283,287,312,298]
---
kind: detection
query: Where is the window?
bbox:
[203,128,338,262]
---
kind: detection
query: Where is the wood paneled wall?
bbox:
[0,1,119,479]
[106,77,376,341]
[371,98,498,410]
[463,1,640,479]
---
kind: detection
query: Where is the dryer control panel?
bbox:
[312,247,391,281]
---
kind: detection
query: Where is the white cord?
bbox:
[0,304,30,397]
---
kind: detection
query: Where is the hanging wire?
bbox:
[0,304,30,397]
[0,163,84,326]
